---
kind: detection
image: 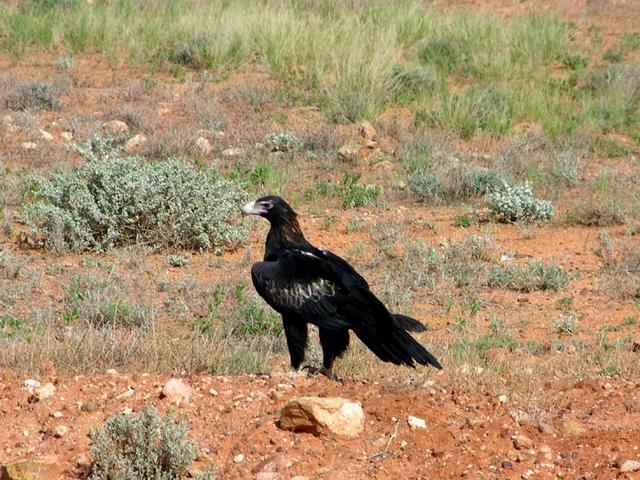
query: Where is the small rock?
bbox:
[31,383,56,402]
[75,454,91,468]
[522,469,535,479]
[537,422,555,435]
[618,459,640,473]
[221,147,245,157]
[23,379,41,389]
[359,121,377,141]
[51,411,63,419]
[233,453,245,463]
[498,394,508,404]
[407,416,427,430]
[209,388,218,397]
[373,160,392,171]
[21,142,37,150]
[124,134,147,153]
[501,460,513,469]
[1,457,59,480]
[53,425,68,438]
[196,137,212,155]
[625,398,640,413]
[80,401,99,412]
[365,139,377,148]
[400,440,408,449]
[513,434,534,450]
[104,120,129,133]
[106,368,118,375]
[39,129,54,141]
[573,379,600,392]
[337,144,358,161]
[278,397,364,437]
[61,131,73,141]
[116,387,134,400]
[160,378,192,405]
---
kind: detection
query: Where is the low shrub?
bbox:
[89,408,205,480]
[20,137,249,251]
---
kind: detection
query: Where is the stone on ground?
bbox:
[278,397,364,437]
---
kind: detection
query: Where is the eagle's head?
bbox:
[240,195,297,224]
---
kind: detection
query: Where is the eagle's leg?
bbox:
[316,328,349,381]
[282,315,308,373]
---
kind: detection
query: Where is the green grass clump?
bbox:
[89,408,206,480]
[305,173,380,208]
[423,85,517,139]
[64,274,151,328]
[20,137,249,252]
[407,166,507,204]
[487,260,568,292]
[0,313,31,340]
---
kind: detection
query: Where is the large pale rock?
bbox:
[1,456,59,480]
[196,137,212,155]
[160,378,192,405]
[278,397,364,437]
[30,383,55,402]
[337,144,358,162]
[618,459,640,473]
[124,134,147,153]
[104,120,129,134]
[359,121,377,141]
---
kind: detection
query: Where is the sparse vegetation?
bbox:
[265,131,301,152]
[20,137,249,252]
[89,408,202,480]
[486,182,554,222]
[305,173,381,208]
[0,1,639,473]
[4,80,61,111]
[487,260,569,292]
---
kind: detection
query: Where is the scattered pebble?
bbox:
[407,416,427,430]
[233,453,245,463]
[618,459,640,473]
[53,425,69,438]
[21,142,37,150]
[23,379,41,389]
[513,434,534,450]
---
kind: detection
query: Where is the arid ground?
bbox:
[1,0,639,478]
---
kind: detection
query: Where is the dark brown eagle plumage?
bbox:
[241,195,442,379]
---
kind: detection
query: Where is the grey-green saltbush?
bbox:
[21,137,249,252]
[265,131,301,152]
[89,408,201,480]
[485,181,553,222]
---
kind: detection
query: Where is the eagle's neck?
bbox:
[264,215,307,260]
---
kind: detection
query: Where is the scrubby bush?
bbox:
[4,80,61,111]
[265,131,300,152]
[487,260,568,292]
[407,167,506,203]
[304,172,381,208]
[485,181,554,222]
[64,274,152,328]
[20,137,249,252]
[89,408,203,480]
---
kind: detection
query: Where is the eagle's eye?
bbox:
[263,201,274,210]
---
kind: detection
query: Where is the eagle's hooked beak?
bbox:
[240,200,266,216]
